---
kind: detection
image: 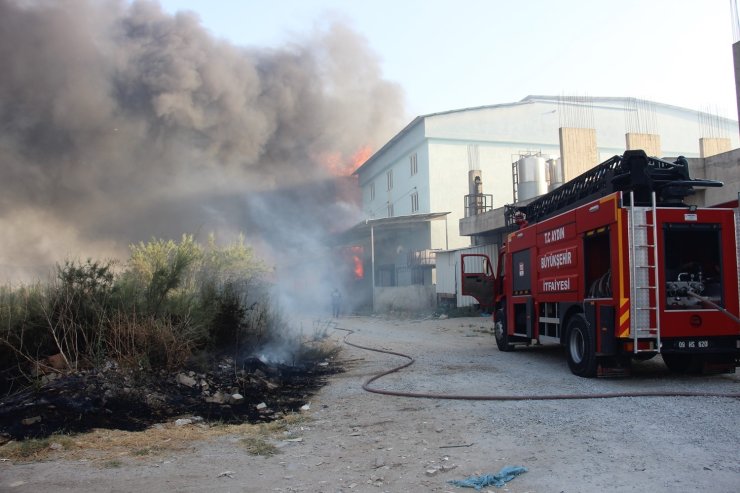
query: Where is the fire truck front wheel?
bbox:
[494,309,513,352]
[566,314,598,377]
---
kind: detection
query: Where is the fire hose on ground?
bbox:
[333,324,740,401]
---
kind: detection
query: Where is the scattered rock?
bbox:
[175,373,197,388]
[229,393,244,405]
[22,416,41,426]
[300,403,310,411]
[175,418,193,426]
[40,373,59,385]
[49,442,63,450]
[205,392,228,404]
[256,402,267,410]
[424,463,458,476]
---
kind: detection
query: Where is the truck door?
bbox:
[460,254,495,311]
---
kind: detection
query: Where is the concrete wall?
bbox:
[374,285,436,312]
[703,148,740,205]
[359,121,427,218]
[559,127,598,180]
[626,133,661,157]
[362,141,428,219]
[460,204,507,237]
[699,137,731,158]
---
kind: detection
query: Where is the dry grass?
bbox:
[0,413,311,464]
[239,436,279,456]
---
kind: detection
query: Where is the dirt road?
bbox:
[3,315,740,492]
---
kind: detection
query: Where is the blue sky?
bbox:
[159,0,738,121]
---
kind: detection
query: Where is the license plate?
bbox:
[675,340,710,349]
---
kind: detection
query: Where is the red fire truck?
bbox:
[462,150,740,377]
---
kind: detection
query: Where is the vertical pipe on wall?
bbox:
[370,224,376,312]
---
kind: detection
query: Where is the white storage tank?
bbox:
[547,157,564,191]
[516,155,547,201]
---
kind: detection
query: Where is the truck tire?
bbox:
[494,309,513,352]
[566,314,598,377]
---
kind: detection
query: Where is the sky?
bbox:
[159,0,740,121]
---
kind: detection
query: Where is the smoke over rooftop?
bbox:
[0,0,404,292]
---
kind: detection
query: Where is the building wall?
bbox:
[699,137,732,158]
[559,127,599,180]
[421,98,739,159]
[359,121,427,218]
[703,149,740,205]
[354,96,740,299]
[359,98,739,226]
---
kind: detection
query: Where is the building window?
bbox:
[386,169,393,190]
[411,192,419,212]
[369,182,375,201]
[387,202,394,217]
[409,153,418,176]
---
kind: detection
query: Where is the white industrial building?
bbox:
[349,95,739,311]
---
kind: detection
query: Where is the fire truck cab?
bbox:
[462,150,740,377]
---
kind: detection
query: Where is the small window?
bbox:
[409,153,418,176]
[411,192,419,212]
[369,182,375,201]
[387,202,394,217]
[387,169,393,190]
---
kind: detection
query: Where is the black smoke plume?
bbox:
[0,0,404,290]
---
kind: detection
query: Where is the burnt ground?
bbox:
[0,355,342,441]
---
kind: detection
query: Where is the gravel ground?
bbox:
[2,315,740,493]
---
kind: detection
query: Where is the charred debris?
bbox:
[0,351,341,442]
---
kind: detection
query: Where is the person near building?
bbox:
[331,288,342,318]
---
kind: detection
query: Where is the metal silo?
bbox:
[547,157,564,191]
[516,155,547,201]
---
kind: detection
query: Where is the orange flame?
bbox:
[353,255,363,279]
[316,146,373,177]
[351,146,372,170]
[351,246,364,279]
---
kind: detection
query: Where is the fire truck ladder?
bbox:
[627,190,661,353]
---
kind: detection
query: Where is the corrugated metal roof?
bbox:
[333,212,450,245]
[352,95,738,177]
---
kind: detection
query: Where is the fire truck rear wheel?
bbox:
[494,309,513,352]
[566,314,598,377]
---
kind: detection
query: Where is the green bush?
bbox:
[0,234,283,386]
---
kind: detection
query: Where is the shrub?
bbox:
[0,234,274,388]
